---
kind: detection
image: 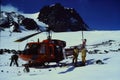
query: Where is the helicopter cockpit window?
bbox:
[31,44,39,49]
[25,44,38,50]
[25,44,30,50]
[24,44,39,54]
[39,44,46,54]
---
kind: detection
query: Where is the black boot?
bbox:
[81,62,85,66]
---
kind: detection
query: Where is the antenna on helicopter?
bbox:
[46,26,52,40]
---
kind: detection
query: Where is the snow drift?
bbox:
[0,30,120,80]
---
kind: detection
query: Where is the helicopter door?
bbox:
[56,46,63,53]
[54,45,63,59]
[49,45,54,57]
[39,44,46,54]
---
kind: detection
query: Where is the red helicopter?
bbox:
[15,28,67,67]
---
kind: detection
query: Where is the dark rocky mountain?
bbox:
[0,11,40,32]
[0,3,89,32]
[22,18,39,30]
[38,3,89,32]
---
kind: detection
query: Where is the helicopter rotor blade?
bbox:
[14,32,42,42]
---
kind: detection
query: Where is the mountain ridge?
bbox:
[0,3,89,32]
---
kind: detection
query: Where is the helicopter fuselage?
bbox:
[19,39,66,66]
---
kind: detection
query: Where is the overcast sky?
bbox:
[1,0,120,30]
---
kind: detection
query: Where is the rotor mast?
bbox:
[47,27,52,40]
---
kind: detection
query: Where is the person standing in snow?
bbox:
[72,46,79,66]
[23,64,30,73]
[80,39,87,66]
[10,53,19,67]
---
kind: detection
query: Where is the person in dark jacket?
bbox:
[23,64,30,73]
[10,54,19,67]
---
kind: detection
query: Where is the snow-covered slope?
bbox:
[0,30,120,80]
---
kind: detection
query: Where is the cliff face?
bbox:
[38,3,89,32]
[0,11,40,32]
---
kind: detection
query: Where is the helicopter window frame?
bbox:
[39,43,46,54]
[49,45,54,55]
